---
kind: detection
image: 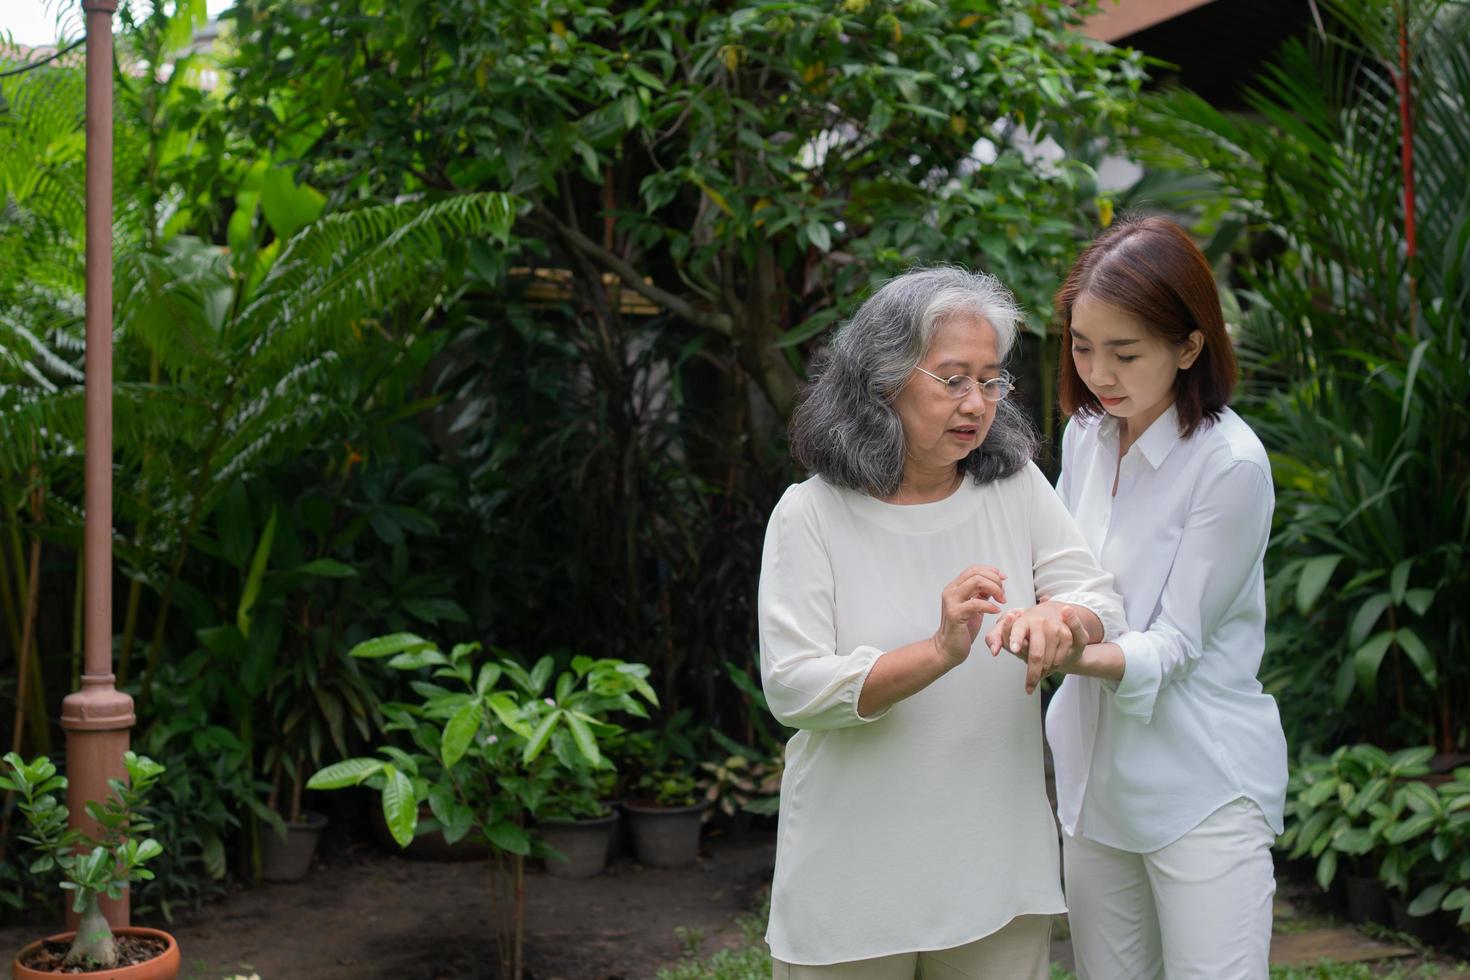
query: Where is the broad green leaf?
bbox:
[1353,632,1395,700]
[441,701,483,769]
[1316,848,1338,891]
[1295,555,1342,615]
[485,820,532,856]
[307,758,382,789]
[1390,559,1412,604]
[236,507,278,637]
[1394,629,1437,687]
[381,765,418,848]
[565,711,601,766]
[1348,593,1392,648]
[350,634,433,659]
[1399,881,1446,922]
[261,167,326,241]
[523,711,561,765]
[387,648,451,670]
[297,558,357,578]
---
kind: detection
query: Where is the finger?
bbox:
[991,609,1020,656]
[957,570,1006,604]
[1064,607,1088,650]
[1037,593,1052,604]
[958,597,1001,620]
[1027,619,1048,667]
[1026,640,1045,694]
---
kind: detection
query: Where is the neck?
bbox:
[1120,399,1173,455]
[889,460,961,504]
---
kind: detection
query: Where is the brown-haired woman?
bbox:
[988,216,1288,978]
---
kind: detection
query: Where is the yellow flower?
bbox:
[1097,198,1114,228]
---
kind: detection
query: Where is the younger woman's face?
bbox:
[1068,292,1202,434]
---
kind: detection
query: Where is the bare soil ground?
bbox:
[0,830,777,980]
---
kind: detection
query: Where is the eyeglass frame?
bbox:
[912,366,1017,402]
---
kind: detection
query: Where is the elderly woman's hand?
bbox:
[932,565,1007,666]
[985,603,1090,694]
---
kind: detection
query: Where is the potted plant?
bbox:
[536,767,619,879]
[1,751,181,978]
[697,730,784,834]
[623,766,709,868]
[307,633,657,979]
[1279,744,1400,926]
[1407,766,1470,933]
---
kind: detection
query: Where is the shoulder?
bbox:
[1190,408,1271,484]
[990,460,1053,501]
[769,476,846,532]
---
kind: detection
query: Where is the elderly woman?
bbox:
[758,267,1127,979]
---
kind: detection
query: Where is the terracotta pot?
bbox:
[622,800,709,868]
[12,927,180,980]
[539,812,617,879]
[261,810,328,882]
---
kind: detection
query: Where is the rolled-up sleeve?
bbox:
[758,485,891,731]
[1111,459,1273,723]
[1026,464,1128,640]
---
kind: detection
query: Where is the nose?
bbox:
[958,384,990,414]
[1088,362,1116,388]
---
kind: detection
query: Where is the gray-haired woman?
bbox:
[758,267,1127,979]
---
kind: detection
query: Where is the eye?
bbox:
[1071,346,1090,355]
[944,377,971,395]
[1117,355,1139,363]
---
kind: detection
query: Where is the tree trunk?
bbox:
[65,892,118,968]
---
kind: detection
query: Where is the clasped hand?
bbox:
[985,601,1089,695]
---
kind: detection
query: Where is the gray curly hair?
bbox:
[790,266,1038,497]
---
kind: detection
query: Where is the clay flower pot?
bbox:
[12,927,180,979]
[261,810,329,882]
[539,811,618,879]
[622,799,710,868]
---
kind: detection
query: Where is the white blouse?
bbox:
[758,463,1126,966]
[1046,404,1288,853]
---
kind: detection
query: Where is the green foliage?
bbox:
[309,635,657,978]
[1136,1,1470,751]
[1279,745,1440,893]
[0,752,167,962]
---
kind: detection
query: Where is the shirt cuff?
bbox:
[850,645,893,724]
[1112,631,1162,723]
[1048,591,1127,642]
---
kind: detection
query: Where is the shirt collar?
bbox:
[1099,403,1182,469]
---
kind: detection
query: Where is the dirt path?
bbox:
[0,831,777,980]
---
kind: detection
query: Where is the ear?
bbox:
[1178,330,1204,370]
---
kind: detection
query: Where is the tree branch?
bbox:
[534,206,733,335]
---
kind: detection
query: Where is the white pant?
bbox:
[1063,798,1276,980]
[771,914,1052,980]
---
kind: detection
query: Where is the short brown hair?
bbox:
[1055,216,1237,438]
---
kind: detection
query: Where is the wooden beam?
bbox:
[1081,0,1221,43]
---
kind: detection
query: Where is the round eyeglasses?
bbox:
[913,366,1016,402]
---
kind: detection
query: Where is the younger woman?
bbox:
[991,217,1288,978]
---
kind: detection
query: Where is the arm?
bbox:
[1104,458,1274,724]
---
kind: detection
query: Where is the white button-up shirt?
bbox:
[1045,404,1288,852]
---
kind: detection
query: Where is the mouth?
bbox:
[948,426,980,441]
[1097,395,1126,408]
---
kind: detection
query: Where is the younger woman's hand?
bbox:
[932,565,1006,666]
[986,602,1090,694]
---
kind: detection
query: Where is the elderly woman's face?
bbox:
[892,313,1003,475]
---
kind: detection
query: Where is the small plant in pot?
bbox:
[307,633,657,979]
[623,766,709,868]
[1,751,181,978]
[536,764,620,879]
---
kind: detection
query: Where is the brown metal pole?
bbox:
[59,0,135,932]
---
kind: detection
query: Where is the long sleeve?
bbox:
[758,484,891,731]
[1025,464,1127,640]
[1111,458,1273,723]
